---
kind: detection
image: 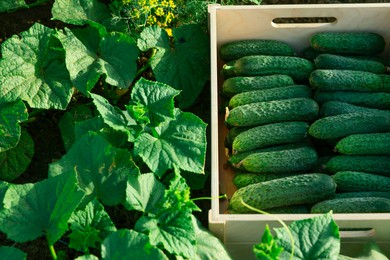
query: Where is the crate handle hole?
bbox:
[271,17,337,28]
[339,228,376,238]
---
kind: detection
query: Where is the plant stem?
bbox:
[48,244,57,260]
[192,194,227,201]
[27,0,50,9]
[134,48,158,79]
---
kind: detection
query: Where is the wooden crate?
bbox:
[208,3,390,259]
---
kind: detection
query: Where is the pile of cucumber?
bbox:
[220,32,390,214]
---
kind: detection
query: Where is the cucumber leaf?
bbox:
[0,170,85,245]
[253,224,283,260]
[0,246,27,260]
[0,100,28,152]
[75,255,99,260]
[0,0,27,13]
[0,23,73,110]
[101,229,168,259]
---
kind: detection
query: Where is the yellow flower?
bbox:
[155,7,164,17]
[165,28,173,37]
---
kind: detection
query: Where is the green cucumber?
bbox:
[310,32,386,55]
[219,39,295,61]
[229,173,336,213]
[334,191,390,199]
[314,90,390,109]
[229,85,312,108]
[225,126,252,148]
[225,98,319,127]
[232,121,309,153]
[319,101,390,118]
[222,55,314,81]
[233,172,297,189]
[221,75,295,97]
[332,171,390,192]
[238,145,318,174]
[325,155,390,176]
[309,69,384,92]
[334,133,390,155]
[308,113,390,140]
[229,204,311,214]
[314,54,385,73]
[311,197,390,213]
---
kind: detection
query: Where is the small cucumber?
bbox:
[233,172,297,189]
[308,112,390,140]
[221,75,295,97]
[219,39,295,61]
[325,155,390,176]
[309,69,384,92]
[332,171,390,192]
[319,101,390,118]
[310,32,386,55]
[222,55,314,81]
[314,90,390,109]
[314,54,385,73]
[232,121,309,153]
[225,98,319,127]
[229,85,312,108]
[311,197,390,213]
[229,173,336,213]
[334,133,390,155]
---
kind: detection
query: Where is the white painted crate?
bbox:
[208,4,390,259]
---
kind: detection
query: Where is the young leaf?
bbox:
[253,224,283,260]
[0,246,27,260]
[0,23,73,110]
[74,255,99,260]
[57,27,139,95]
[275,212,340,260]
[0,0,27,13]
[0,129,34,181]
[0,100,28,152]
[68,198,117,252]
[125,173,165,214]
[49,131,140,206]
[0,170,85,245]
[134,109,207,177]
[101,229,168,259]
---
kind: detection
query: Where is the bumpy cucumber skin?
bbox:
[222,55,314,81]
[319,101,390,118]
[310,32,386,55]
[314,54,385,73]
[311,197,390,213]
[240,146,318,174]
[334,191,390,199]
[308,112,390,140]
[332,171,390,192]
[229,85,312,108]
[325,155,390,176]
[335,133,390,155]
[226,98,319,127]
[229,173,336,213]
[232,121,309,153]
[314,90,390,109]
[219,39,295,61]
[222,75,295,97]
[309,69,383,92]
[233,172,297,189]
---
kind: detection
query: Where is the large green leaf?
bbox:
[0,23,73,110]
[0,246,26,260]
[0,99,28,152]
[0,129,34,181]
[101,229,168,259]
[0,171,85,245]
[49,132,140,206]
[57,26,139,95]
[134,109,207,177]
[138,25,210,108]
[0,0,27,13]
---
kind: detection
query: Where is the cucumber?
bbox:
[332,171,390,192]
[237,145,318,174]
[380,74,390,92]
[229,204,311,214]
[313,54,386,73]
[325,155,390,176]
[225,98,319,127]
[233,172,297,189]
[222,55,314,81]
[221,75,295,97]
[308,112,390,140]
[232,121,309,153]
[229,173,336,213]
[319,101,390,118]
[311,197,390,213]
[334,133,390,155]
[334,191,390,199]
[314,90,390,109]
[219,39,295,61]
[310,32,386,55]
[225,126,252,148]
[229,85,312,108]
[309,69,384,92]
